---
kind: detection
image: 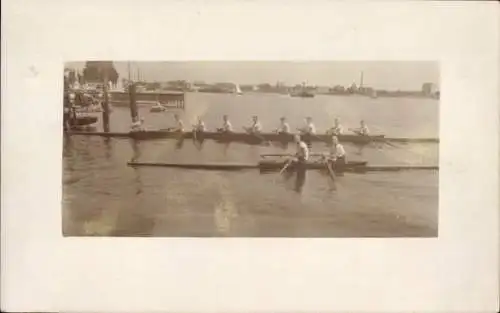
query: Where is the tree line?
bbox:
[64,61,119,87]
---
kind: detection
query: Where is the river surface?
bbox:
[63,93,439,237]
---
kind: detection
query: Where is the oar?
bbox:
[297,128,330,145]
[323,158,336,181]
[382,139,399,149]
[261,153,327,158]
[279,158,294,175]
[349,126,398,149]
[243,127,270,145]
[347,128,366,136]
[261,153,293,158]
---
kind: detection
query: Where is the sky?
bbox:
[66,61,439,90]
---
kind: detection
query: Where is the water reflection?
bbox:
[63,134,74,158]
[103,137,112,161]
[129,139,144,195]
[192,136,206,151]
[130,138,142,162]
[175,137,185,149]
[283,169,307,193]
[295,169,306,193]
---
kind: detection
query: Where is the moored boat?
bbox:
[73,115,98,126]
[150,103,167,112]
[290,91,315,98]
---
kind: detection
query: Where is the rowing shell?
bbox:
[65,130,440,143]
[126,131,385,143]
[127,160,438,172]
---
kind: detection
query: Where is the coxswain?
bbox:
[217,115,233,133]
[275,117,291,134]
[327,135,347,171]
[327,118,343,135]
[244,115,263,134]
[171,114,185,132]
[292,134,309,171]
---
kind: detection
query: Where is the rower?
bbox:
[193,116,206,133]
[292,134,310,171]
[275,117,291,134]
[244,115,263,134]
[298,116,316,144]
[298,116,316,135]
[327,135,347,170]
[171,114,185,132]
[217,115,233,133]
[327,118,344,135]
[352,120,369,136]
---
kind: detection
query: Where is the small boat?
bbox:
[290,91,315,98]
[73,115,98,126]
[235,84,243,95]
[150,103,167,112]
[75,105,103,113]
[65,115,98,130]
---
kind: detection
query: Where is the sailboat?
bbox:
[290,82,314,98]
[235,84,243,95]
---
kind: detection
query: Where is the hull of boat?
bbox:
[127,160,368,172]
[128,131,384,143]
[258,160,367,172]
[127,160,438,172]
[72,116,98,126]
[150,107,167,112]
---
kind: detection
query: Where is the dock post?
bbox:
[129,83,139,121]
[102,77,111,132]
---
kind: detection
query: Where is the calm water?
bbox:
[63,93,439,237]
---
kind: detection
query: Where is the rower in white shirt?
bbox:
[298,117,316,135]
[297,116,316,145]
[327,135,347,171]
[217,115,233,133]
[327,118,344,135]
[350,120,369,136]
[170,114,184,132]
[244,115,263,134]
[293,134,310,170]
[275,117,291,134]
[193,116,206,132]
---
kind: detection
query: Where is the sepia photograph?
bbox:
[63,61,439,237]
[4,1,499,312]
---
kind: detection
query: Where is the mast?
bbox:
[360,71,364,88]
